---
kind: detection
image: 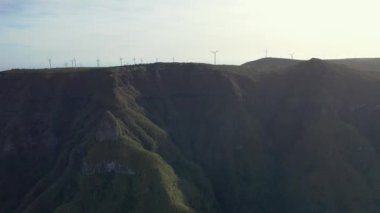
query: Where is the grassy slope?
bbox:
[0,68,203,213]
[121,64,275,212]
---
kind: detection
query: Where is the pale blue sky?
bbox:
[1,0,380,70]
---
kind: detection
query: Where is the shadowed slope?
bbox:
[329,58,380,72]
[251,59,380,212]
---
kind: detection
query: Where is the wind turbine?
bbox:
[210,50,219,65]
[48,58,52,69]
[73,57,77,68]
[133,57,136,65]
[120,57,123,66]
[289,53,295,59]
[264,49,269,58]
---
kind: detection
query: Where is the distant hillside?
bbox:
[241,57,380,73]
[1,61,380,212]
[241,57,303,72]
[328,58,380,72]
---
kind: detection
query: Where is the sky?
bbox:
[1,0,380,70]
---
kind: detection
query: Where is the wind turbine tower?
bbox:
[265,49,269,58]
[97,57,100,67]
[289,53,295,59]
[210,50,219,65]
[120,57,123,66]
[48,58,52,69]
[73,57,77,68]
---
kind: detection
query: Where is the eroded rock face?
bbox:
[95,111,122,143]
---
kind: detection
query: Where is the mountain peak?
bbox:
[299,58,328,72]
[309,58,323,62]
[242,57,302,72]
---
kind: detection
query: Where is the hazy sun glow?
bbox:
[1,0,379,70]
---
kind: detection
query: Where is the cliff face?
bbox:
[0,70,115,212]
[1,61,380,212]
[249,59,380,212]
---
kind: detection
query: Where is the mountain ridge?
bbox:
[1,60,380,212]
